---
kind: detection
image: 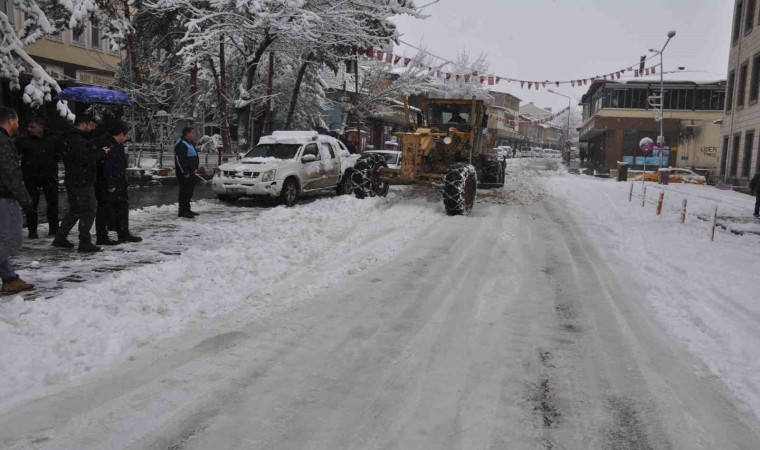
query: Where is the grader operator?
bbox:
[349,97,506,216]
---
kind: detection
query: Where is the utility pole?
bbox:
[219,39,231,165]
[649,30,676,169]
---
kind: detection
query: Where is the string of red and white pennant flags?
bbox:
[355,48,660,90]
[490,106,570,127]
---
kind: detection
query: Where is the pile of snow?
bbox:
[0,194,439,410]
[547,174,760,419]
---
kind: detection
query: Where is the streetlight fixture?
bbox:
[648,30,676,169]
[548,89,572,161]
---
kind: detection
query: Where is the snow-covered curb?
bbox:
[547,174,760,419]
[0,195,438,409]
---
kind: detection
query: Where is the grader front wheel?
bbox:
[352,154,389,199]
[443,163,477,216]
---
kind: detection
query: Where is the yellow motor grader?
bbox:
[350,97,505,216]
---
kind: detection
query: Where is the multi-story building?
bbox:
[720,0,760,183]
[486,90,520,149]
[518,102,563,149]
[579,79,725,170]
[0,0,122,117]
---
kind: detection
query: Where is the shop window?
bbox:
[732,134,741,177]
[734,1,744,44]
[747,0,756,34]
[722,136,730,175]
[727,71,736,112]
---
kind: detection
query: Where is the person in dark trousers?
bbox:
[0,107,35,296]
[579,148,587,166]
[750,172,760,217]
[16,118,60,239]
[53,115,110,253]
[175,127,200,219]
[95,122,142,244]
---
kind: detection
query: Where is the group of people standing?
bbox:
[0,108,207,297]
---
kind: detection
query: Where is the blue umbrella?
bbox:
[57,86,134,106]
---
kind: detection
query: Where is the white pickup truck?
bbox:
[212,131,358,206]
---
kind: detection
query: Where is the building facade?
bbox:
[0,0,122,119]
[579,80,725,170]
[720,0,760,183]
[486,91,521,148]
[518,102,563,149]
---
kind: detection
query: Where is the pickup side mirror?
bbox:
[301,154,317,163]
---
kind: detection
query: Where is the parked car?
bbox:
[362,150,402,170]
[212,131,359,206]
[519,147,533,158]
[632,167,706,184]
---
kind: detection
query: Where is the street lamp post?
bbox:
[548,89,572,161]
[649,30,676,169]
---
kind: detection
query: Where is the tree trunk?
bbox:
[263,51,274,136]
[189,61,198,126]
[123,0,142,87]
[219,40,232,160]
[242,33,275,144]
[284,54,312,130]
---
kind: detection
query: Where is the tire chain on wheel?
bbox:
[351,153,387,199]
[443,163,477,214]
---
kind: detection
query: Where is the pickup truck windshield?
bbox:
[245,144,300,160]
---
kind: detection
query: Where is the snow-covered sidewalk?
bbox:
[547,173,760,419]
[0,193,439,411]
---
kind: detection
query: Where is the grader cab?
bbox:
[349,97,506,216]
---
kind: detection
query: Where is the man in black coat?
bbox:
[0,107,35,295]
[53,115,110,253]
[750,172,760,217]
[95,122,142,244]
[175,127,200,219]
[16,118,60,239]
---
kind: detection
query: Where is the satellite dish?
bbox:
[443,137,452,145]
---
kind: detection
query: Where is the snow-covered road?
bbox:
[1,160,758,449]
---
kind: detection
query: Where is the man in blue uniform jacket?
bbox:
[174,127,200,219]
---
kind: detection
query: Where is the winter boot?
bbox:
[178,211,195,219]
[78,241,102,253]
[51,236,74,249]
[118,233,143,243]
[188,210,200,217]
[1,278,35,296]
[95,236,120,246]
[28,229,39,239]
[48,223,59,237]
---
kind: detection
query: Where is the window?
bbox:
[302,143,320,160]
[727,70,736,111]
[744,132,754,178]
[748,0,756,34]
[732,134,741,177]
[71,27,85,46]
[734,1,744,44]
[90,23,102,50]
[0,0,13,30]
[722,136,730,175]
[739,63,749,107]
[752,54,760,103]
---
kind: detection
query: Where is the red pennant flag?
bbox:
[456,74,461,81]
[634,69,639,77]
[583,79,588,86]
[446,73,452,80]
[520,81,525,88]
[480,76,485,84]
[651,66,656,75]
[496,77,501,84]
[542,81,547,88]
[464,75,471,82]
[577,80,582,86]
[488,76,494,85]
[527,82,533,89]
[367,48,374,58]
[394,55,401,65]
[571,80,576,87]
[404,58,411,66]
[534,82,539,90]
[376,50,384,61]
[472,71,478,76]
[385,53,392,63]
[555,81,560,87]
[645,68,650,76]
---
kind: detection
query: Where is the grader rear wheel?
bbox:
[443,163,477,216]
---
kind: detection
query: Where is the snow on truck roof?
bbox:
[258,131,336,145]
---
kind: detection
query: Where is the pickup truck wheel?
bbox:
[280,178,300,207]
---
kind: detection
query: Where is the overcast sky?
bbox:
[392,0,734,112]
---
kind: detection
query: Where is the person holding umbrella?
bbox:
[53,115,110,253]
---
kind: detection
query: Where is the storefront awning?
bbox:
[579,128,608,141]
